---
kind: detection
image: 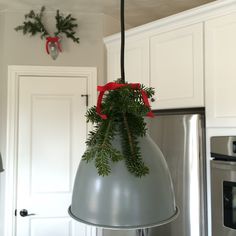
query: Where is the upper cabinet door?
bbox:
[205,13,236,127]
[150,23,204,110]
[106,37,149,85]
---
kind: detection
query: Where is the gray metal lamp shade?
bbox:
[68,134,178,229]
[0,153,4,172]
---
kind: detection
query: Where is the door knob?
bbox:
[19,209,36,217]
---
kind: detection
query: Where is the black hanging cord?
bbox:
[120,0,125,83]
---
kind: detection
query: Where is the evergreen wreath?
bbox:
[83,79,155,177]
[15,6,79,43]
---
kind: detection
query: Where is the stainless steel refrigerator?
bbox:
[100,108,207,236]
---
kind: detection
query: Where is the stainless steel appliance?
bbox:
[100,108,207,236]
[211,136,236,236]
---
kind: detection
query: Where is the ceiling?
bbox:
[0,0,216,27]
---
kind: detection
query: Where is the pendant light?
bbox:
[68,0,178,234]
[0,153,4,172]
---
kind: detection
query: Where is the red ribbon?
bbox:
[45,37,62,54]
[96,82,154,120]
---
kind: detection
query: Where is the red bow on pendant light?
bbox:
[96,82,155,120]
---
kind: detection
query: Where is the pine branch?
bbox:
[141,85,155,98]
[55,10,80,43]
[82,119,123,176]
[95,150,111,176]
[120,112,149,177]
[82,80,154,177]
[122,112,136,158]
[103,85,154,117]
[86,106,102,124]
[15,7,80,44]
[15,6,49,39]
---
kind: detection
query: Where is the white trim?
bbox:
[86,226,97,236]
[96,229,103,236]
[4,65,97,236]
[104,0,236,44]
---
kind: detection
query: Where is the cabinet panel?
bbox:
[106,38,149,85]
[150,23,204,110]
[205,13,236,127]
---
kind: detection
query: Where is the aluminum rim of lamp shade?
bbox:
[0,153,4,172]
[68,134,178,229]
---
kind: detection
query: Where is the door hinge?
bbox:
[81,94,89,106]
[15,209,17,216]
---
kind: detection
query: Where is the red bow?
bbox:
[45,37,62,54]
[96,82,154,120]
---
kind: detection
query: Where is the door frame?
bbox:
[4,65,97,236]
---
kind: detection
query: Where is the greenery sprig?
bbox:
[15,6,48,38]
[15,6,79,43]
[83,80,155,177]
[55,10,79,43]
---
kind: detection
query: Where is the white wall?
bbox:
[0,9,121,235]
[102,14,132,37]
[0,12,6,235]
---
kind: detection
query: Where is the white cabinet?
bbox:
[150,23,204,110]
[105,23,204,110]
[205,12,236,127]
[105,1,236,118]
[104,4,236,236]
[106,37,149,85]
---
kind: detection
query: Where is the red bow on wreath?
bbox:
[45,36,62,54]
[96,82,154,120]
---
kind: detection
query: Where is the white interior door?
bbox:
[16,75,89,236]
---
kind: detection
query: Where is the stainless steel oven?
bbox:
[211,136,236,236]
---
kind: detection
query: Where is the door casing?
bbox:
[4,65,97,236]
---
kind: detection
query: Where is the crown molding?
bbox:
[104,0,236,44]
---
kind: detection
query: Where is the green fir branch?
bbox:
[15,6,49,39]
[15,6,80,44]
[141,85,155,98]
[86,106,102,124]
[101,86,149,117]
[55,10,80,43]
[82,119,123,176]
[120,112,149,177]
[82,79,155,177]
[95,150,111,176]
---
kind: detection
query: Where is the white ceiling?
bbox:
[0,0,216,27]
